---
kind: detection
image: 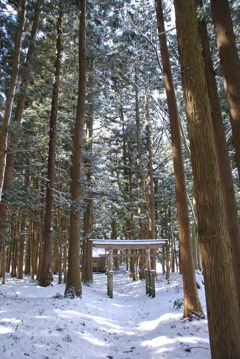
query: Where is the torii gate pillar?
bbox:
[107,249,113,299]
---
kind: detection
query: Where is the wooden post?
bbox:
[162,245,166,273]
[145,249,155,297]
[145,268,149,295]
[107,249,113,298]
[150,269,156,298]
[166,242,170,281]
[146,249,151,270]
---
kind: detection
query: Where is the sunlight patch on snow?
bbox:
[138,312,181,331]
[142,334,209,353]
[111,302,133,309]
[1,317,21,324]
[57,309,123,331]
[0,326,14,334]
[79,332,107,347]
[141,335,176,349]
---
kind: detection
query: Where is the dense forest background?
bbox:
[1,0,240,357]
[0,0,188,279]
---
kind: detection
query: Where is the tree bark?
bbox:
[144,96,157,271]
[210,0,240,181]
[135,73,146,279]
[11,213,19,277]
[82,103,94,284]
[174,0,240,357]
[0,0,26,201]
[17,212,26,279]
[0,0,41,283]
[196,0,240,309]
[144,96,156,240]
[65,0,86,298]
[39,5,62,287]
[0,0,26,283]
[155,0,203,318]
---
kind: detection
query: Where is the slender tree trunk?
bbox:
[174,0,240,357]
[0,0,40,283]
[145,96,156,240]
[135,74,146,279]
[30,217,36,280]
[210,0,240,181]
[82,103,94,284]
[144,96,157,271]
[0,0,26,200]
[0,202,7,281]
[25,227,30,276]
[11,213,19,277]
[196,0,240,308]
[63,218,68,283]
[111,219,119,270]
[0,0,26,283]
[65,0,86,298]
[135,71,144,240]
[56,207,62,284]
[39,5,62,287]
[155,0,203,318]
[4,0,41,190]
[17,212,26,279]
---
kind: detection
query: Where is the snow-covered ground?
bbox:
[0,269,210,359]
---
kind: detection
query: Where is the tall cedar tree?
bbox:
[39,5,63,287]
[65,0,86,298]
[196,0,240,309]
[0,0,41,283]
[173,0,240,357]
[135,75,145,279]
[0,0,26,282]
[145,96,156,240]
[145,97,157,272]
[155,0,203,319]
[210,0,240,181]
[0,0,26,201]
[82,102,94,284]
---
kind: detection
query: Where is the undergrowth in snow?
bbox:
[0,270,210,359]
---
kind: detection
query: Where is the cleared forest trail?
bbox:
[0,271,209,359]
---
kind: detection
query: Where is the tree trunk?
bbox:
[65,0,86,298]
[144,96,157,271]
[17,212,26,279]
[196,0,240,308]
[63,218,68,283]
[0,0,40,283]
[0,201,7,281]
[30,217,36,280]
[11,213,19,277]
[56,207,62,284]
[155,0,203,318]
[39,5,62,287]
[174,0,240,357]
[210,0,240,181]
[0,0,26,283]
[135,75,145,279]
[111,219,119,270]
[82,103,94,284]
[0,0,26,200]
[145,96,156,240]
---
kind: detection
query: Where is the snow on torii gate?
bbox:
[90,239,169,299]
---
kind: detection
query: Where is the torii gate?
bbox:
[89,239,169,298]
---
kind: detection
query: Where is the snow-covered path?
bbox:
[0,271,210,359]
